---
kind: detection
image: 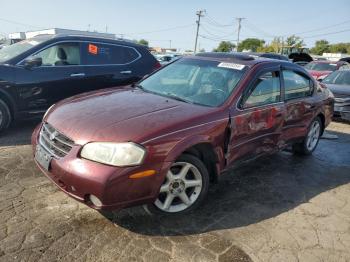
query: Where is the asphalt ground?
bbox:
[0,120,349,261]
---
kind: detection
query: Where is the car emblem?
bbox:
[50,131,58,141]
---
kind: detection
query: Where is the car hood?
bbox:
[325,84,350,96]
[46,88,218,145]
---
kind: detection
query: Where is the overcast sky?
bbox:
[1,0,349,51]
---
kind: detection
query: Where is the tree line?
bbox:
[212,35,350,55]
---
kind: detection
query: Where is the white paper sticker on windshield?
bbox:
[330,64,337,66]
[218,62,245,70]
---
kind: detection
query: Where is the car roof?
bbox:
[193,52,292,67]
[32,34,143,48]
[311,60,342,64]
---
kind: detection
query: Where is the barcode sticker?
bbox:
[218,62,245,70]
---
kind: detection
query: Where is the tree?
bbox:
[285,35,304,48]
[213,41,236,52]
[237,38,265,52]
[138,39,149,46]
[310,40,330,55]
[329,43,348,54]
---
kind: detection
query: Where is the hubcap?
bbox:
[154,162,202,213]
[306,120,320,151]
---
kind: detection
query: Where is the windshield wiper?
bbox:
[164,93,193,104]
[132,83,145,90]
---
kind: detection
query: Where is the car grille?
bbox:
[39,123,75,158]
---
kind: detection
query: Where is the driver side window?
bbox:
[32,42,81,66]
[243,71,281,108]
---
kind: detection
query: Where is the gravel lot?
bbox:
[0,120,349,262]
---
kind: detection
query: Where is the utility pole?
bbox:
[235,17,245,51]
[169,40,172,49]
[194,10,205,54]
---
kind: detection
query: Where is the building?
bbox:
[8,28,116,43]
[149,47,177,53]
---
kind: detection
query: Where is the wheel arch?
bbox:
[316,112,325,135]
[164,136,221,184]
[0,89,16,120]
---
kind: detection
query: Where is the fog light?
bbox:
[89,194,102,207]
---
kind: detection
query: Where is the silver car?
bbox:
[322,69,350,121]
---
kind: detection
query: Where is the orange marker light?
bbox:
[88,44,98,55]
[129,170,156,179]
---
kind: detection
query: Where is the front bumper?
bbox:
[333,98,350,121]
[31,124,170,210]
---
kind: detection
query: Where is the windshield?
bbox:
[139,58,246,107]
[305,62,337,71]
[323,71,350,85]
[0,38,47,63]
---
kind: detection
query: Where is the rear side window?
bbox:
[283,70,312,100]
[83,43,140,65]
[243,71,281,108]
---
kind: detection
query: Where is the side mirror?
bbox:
[24,57,42,69]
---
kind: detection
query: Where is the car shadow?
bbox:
[0,119,40,147]
[107,129,350,237]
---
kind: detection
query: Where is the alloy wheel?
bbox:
[306,120,321,151]
[154,162,203,213]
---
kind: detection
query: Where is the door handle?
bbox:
[70,73,85,77]
[120,70,132,74]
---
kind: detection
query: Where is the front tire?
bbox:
[0,99,11,133]
[147,154,210,215]
[293,117,322,155]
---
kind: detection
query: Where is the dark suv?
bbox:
[0,35,160,132]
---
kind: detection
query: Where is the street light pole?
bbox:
[194,10,205,54]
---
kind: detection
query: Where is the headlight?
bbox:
[80,142,146,167]
[43,104,55,119]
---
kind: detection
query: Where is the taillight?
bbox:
[154,61,162,71]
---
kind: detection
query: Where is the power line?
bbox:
[302,28,350,39]
[200,25,236,39]
[0,17,41,29]
[203,15,233,27]
[293,19,350,35]
[127,24,195,35]
[199,34,235,42]
[244,20,275,38]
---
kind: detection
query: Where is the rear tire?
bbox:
[0,99,11,133]
[147,154,210,215]
[293,117,322,155]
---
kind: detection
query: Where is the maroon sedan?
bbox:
[305,60,349,81]
[32,53,334,214]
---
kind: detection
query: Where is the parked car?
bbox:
[305,60,350,81]
[32,52,334,215]
[246,52,289,61]
[0,34,160,132]
[339,57,350,63]
[294,61,309,67]
[322,69,350,121]
[155,54,181,65]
